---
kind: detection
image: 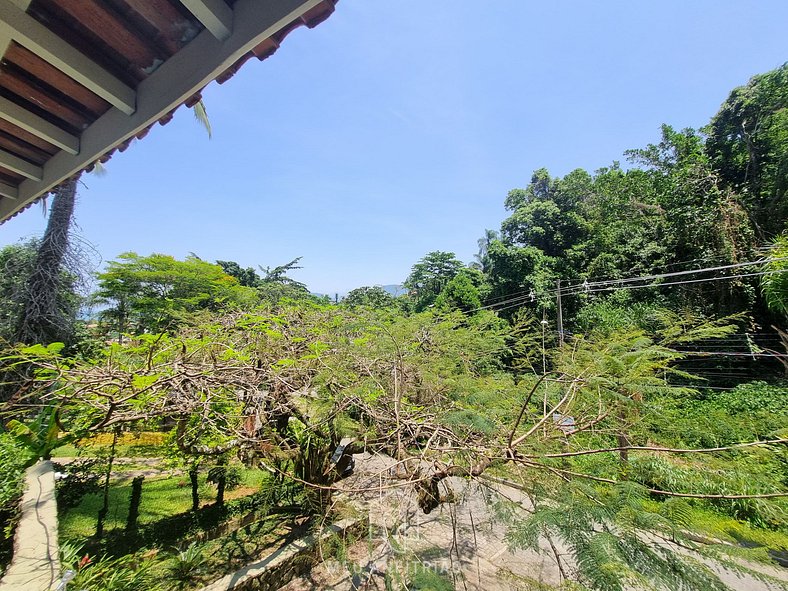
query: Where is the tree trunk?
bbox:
[16,178,78,345]
[96,428,118,538]
[189,465,200,511]
[126,475,144,532]
[215,458,226,506]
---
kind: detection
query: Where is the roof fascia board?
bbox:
[0,0,137,115]
[180,0,233,41]
[0,0,322,222]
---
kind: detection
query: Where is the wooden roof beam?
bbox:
[0,0,136,115]
[0,3,29,69]
[180,0,233,41]
[0,0,322,222]
[0,147,41,180]
[0,96,79,154]
[0,181,17,200]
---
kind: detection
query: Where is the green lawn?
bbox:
[60,468,266,541]
[52,431,168,458]
[52,443,165,458]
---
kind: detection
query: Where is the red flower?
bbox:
[79,554,91,569]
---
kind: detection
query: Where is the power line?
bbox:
[475,257,785,314]
[673,351,788,358]
[561,253,744,286]
[561,257,785,292]
[561,270,786,297]
[478,269,788,315]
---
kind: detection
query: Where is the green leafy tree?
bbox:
[216,260,261,287]
[93,252,257,335]
[342,286,396,308]
[706,62,788,237]
[471,228,499,272]
[485,240,558,312]
[501,168,590,259]
[257,257,311,304]
[434,268,487,313]
[761,233,788,316]
[582,164,670,282]
[404,251,464,311]
[624,125,757,314]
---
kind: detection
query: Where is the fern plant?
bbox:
[502,480,782,591]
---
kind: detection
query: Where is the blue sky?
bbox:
[1,1,787,294]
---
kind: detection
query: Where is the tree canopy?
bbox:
[404,251,465,311]
[93,253,256,335]
[3,62,788,591]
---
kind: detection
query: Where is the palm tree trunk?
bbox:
[16,178,78,345]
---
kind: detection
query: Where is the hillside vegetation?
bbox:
[1,63,787,591]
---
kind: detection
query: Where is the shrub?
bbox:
[52,458,102,510]
[0,433,32,573]
[207,464,243,491]
[0,434,31,510]
[168,542,207,589]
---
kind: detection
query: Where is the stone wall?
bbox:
[198,517,364,591]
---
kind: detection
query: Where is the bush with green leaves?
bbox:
[59,541,158,591]
[407,567,455,591]
[0,433,32,511]
[655,381,788,448]
[0,433,33,573]
[52,458,103,510]
[206,463,243,492]
[168,542,208,589]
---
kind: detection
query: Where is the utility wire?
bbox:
[561,258,787,292]
[474,257,785,313]
[560,253,744,286]
[673,351,788,358]
[478,269,788,316]
[560,270,786,297]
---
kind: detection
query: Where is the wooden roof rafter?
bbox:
[0,0,337,223]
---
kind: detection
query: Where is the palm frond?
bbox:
[192,99,212,139]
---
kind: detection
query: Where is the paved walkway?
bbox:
[54,456,182,480]
[0,462,59,591]
[283,453,788,591]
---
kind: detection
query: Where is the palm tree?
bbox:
[15,177,79,345]
[472,228,499,272]
[14,99,213,346]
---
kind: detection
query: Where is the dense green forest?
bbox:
[0,64,787,590]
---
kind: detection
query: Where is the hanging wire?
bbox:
[471,256,785,315]
[474,268,788,316]
[560,270,786,297]
[561,258,787,292]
